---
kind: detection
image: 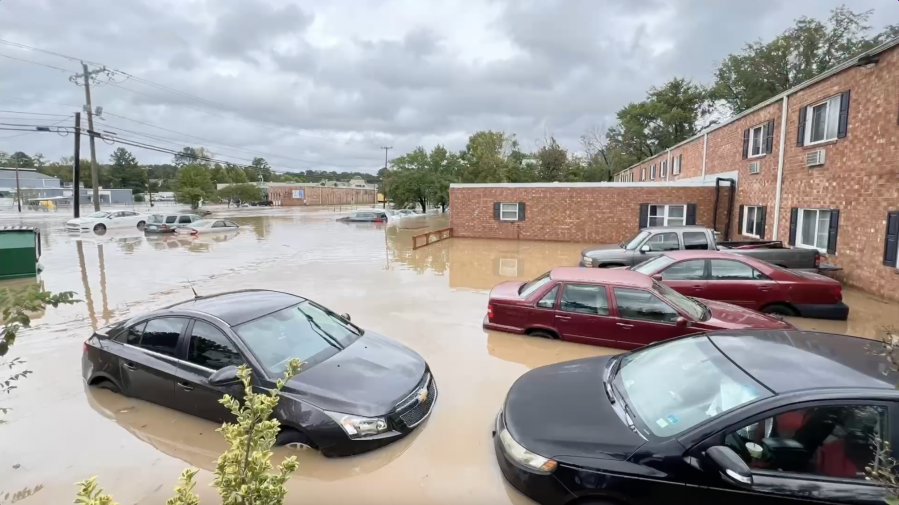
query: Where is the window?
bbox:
[673,154,682,175]
[141,318,187,357]
[724,405,887,480]
[805,95,841,145]
[498,258,518,277]
[187,321,243,371]
[661,260,706,280]
[748,124,764,157]
[165,215,177,224]
[224,221,238,227]
[645,232,679,251]
[683,231,709,250]
[650,164,656,180]
[710,259,769,280]
[119,322,146,345]
[648,204,686,227]
[661,160,668,178]
[614,288,680,323]
[211,221,226,228]
[178,215,192,224]
[797,208,832,251]
[742,205,763,237]
[536,286,559,309]
[560,284,609,316]
[500,203,518,221]
[641,168,646,181]
[520,273,552,297]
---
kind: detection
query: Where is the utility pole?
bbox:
[73,112,81,218]
[71,62,107,211]
[14,156,21,213]
[381,146,392,208]
[381,146,392,170]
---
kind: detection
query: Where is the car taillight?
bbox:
[83,340,89,353]
[832,285,842,302]
[161,224,167,229]
[814,252,820,268]
[191,229,198,235]
[487,304,494,319]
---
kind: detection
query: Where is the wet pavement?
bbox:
[0,206,897,504]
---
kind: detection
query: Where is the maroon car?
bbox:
[631,250,848,320]
[483,268,794,350]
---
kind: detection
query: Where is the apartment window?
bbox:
[499,202,518,221]
[797,208,832,252]
[648,204,686,227]
[748,125,764,157]
[650,164,656,180]
[805,95,841,145]
[672,154,682,175]
[742,205,764,238]
[641,167,646,181]
[661,160,668,178]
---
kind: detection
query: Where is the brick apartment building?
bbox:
[450,38,899,301]
[268,183,376,206]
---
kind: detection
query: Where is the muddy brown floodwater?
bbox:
[0,206,896,505]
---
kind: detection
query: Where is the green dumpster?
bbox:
[0,226,42,280]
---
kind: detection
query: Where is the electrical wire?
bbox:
[0,110,73,117]
[0,52,74,73]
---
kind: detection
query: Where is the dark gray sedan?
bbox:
[82,290,436,457]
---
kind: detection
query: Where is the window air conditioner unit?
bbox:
[806,149,826,167]
[748,161,760,174]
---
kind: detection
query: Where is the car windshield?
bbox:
[87,211,110,218]
[235,301,361,375]
[632,255,676,274]
[653,280,706,320]
[622,231,651,250]
[519,273,552,297]
[613,336,771,439]
[192,220,211,227]
[147,215,164,224]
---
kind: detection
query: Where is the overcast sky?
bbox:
[1,0,897,175]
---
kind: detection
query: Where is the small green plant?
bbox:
[868,326,899,504]
[74,359,302,505]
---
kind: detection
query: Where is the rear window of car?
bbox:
[178,215,192,224]
[148,215,164,224]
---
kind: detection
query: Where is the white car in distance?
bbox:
[66,211,148,234]
[174,219,240,235]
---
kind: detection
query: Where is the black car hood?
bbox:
[282,332,426,417]
[503,356,645,462]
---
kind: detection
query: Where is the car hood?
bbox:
[282,332,426,417]
[503,356,644,462]
[67,218,96,225]
[700,298,795,330]
[489,281,526,301]
[582,244,626,257]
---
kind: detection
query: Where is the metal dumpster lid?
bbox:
[0,226,38,233]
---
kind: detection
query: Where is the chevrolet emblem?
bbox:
[416,387,428,404]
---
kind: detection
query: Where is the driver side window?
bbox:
[724,405,887,481]
[613,288,679,323]
[646,232,680,251]
[535,286,559,309]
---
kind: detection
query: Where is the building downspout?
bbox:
[772,95,789,241]
[701,133,708,181]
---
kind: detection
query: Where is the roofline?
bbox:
[620,36,899,173]
[450,173,736,189]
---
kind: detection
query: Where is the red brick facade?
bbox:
[268,185,376,206]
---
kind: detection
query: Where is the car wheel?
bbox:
[527,329,557,340]
[136,220,146,231]
[93,379,120,394]
[762,303,798,317]
[93,223,107,235]
[276,428,314,450]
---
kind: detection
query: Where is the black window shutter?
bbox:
[518,202,526,221]
[639,203,649,229]
[789,208,799,246]
[797,106,807,147]
[758,206,767,239]
[742,128,750,159]
[493,202,501,220]
[884,211,899,266]
[686,204,697,225]
[764,119,775,154]
[837,90,851,139]
[738,205,745,234]
[826,210,840,254]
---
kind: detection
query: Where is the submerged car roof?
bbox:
[168,289,304,326]
[709,330,899,394]
[550,267,653,289]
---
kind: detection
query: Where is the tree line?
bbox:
[384,6,898,209]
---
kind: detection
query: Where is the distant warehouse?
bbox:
[267,183,376,206]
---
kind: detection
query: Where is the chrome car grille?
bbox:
[392,373,437,431]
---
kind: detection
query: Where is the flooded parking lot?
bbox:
[1,207,898,504]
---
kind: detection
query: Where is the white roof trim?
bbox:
[451,171,737,189]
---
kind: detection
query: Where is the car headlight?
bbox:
[582,256,592,265]
[324,411,389,439]
[499,428,557,474]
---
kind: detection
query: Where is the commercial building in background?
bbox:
[268,183,377,206]
[451,37,899,301]
[0,168,134,206]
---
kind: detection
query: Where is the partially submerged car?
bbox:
[483,268,794,349]
[145,213,203,234]
[82,290,437,456]
[337,210,388,222]
[66,211,148,234]
[174,219,239,235]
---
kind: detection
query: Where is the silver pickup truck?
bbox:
[580,226,827,270]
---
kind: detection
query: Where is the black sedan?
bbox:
[494,330,898,504]
[82,289,436,457]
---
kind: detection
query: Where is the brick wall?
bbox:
[449,185,719,243]
[269,185,376,206]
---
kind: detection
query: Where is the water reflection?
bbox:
[75,239,114,330]
[486,330,616,368]
[144,231,239,252]
[785,288,899,340]
[85,385,421,482]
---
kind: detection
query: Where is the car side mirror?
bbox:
[675,317,689,328]
[208,365,240,386]
[651,274,663,281]
[706,446,753,489]
[341,313,352,322]
[639,244,650,253]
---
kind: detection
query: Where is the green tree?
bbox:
[175,164,215,209]
[219,183,263,206]
[535,137,570,182]
[173,147,213,168]
[243,167,259,183]
[108,148,146,193]
[210,164,231,185]
[251,158,273,182]
[389,147,434,211]
[713,6,899,113]
[459,131,513,183]
[225,164,249,184]
[7,152,33,167]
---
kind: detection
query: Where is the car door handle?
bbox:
[691,285,704,289]
[555,315,571,320]
[757,286,771,291]
[124,363,137,371]
[617,323,634,329]
[178,382,194,391]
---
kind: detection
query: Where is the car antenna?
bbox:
[186,278,200,299]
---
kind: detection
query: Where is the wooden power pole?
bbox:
[73,112,81,218]
[71,62,107,211]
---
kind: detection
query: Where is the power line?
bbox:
[0,110,73,117]
[0,52,75,73]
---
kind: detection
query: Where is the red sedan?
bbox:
[483,268,794,350]
[631,250,848,320]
